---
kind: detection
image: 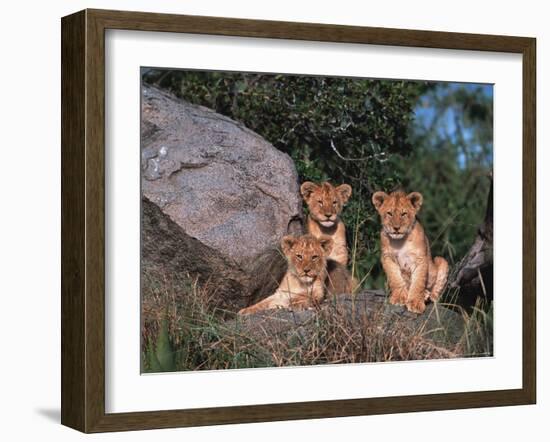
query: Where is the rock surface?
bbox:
[141,85,303,307]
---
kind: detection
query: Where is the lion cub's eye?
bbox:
[386,211,393,217]
[311,255,319,261]
[332,200,337,206]
[296,254,303,261]
[317,200,323,206]
[401,212,408,217]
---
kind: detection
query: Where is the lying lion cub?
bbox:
[300,181,352,265]
[372,190,449,314]
[239,234,352,315]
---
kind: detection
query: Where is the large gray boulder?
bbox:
[141,85,303,308]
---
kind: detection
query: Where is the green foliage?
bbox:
[394,84,493,264]
[144,69,426,287]
[143,70,492,290]
[144,71,421,184]
[143,318,175,372]
[463,301,493,356]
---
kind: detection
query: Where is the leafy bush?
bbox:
[142,70,492,290]
[396,84,493,265]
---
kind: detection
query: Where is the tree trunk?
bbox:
[450,176,493,306]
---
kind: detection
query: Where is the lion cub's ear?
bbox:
[407,192,423,211]
[281,235,297,255]
[336,184,352,204]
[300,181,318,201]
[318,236,334,257]
[372,191,388,210]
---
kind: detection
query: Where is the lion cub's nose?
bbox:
[304,268,311,274]
[324,213,332,218]
[393,226,400,232]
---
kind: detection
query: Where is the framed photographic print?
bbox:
[61,9,536,433]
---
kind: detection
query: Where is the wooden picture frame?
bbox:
[61,8,536,433]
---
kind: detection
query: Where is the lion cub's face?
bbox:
[372,191,423,240]
[281,234,333,284]
[300,182,352,228]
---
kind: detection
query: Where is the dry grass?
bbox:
[141,267,492,373]
[243,305,459,367]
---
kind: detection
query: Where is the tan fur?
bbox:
[372,190,449,314]
[238,234,333,314]
[301,181,352,265]
[325,260,357,297]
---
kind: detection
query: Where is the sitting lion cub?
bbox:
[372,190,449,314]
[300,181,352,265]
[238,234,333,315]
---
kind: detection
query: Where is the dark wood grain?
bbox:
[522,38,537,403]
[90,8,532,53]
[61,10,86,431]
[61,8,537,433]
[85,9,107,433]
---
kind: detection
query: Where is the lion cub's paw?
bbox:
[389,287,408,305]
[406,297,426,314]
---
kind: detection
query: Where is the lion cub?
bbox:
[300,181,352,265]
[238,234,333,315]
[372,191,449,314]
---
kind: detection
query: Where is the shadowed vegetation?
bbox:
[142,268,492,372]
